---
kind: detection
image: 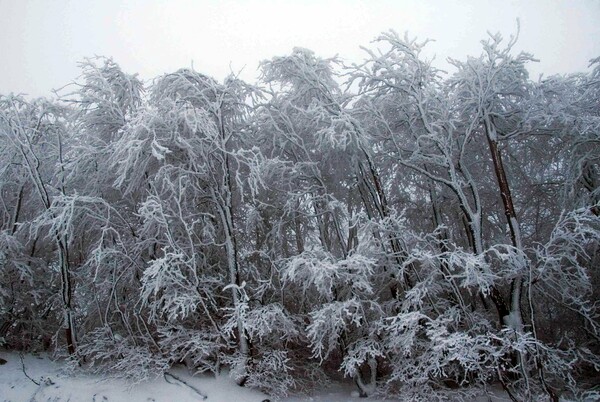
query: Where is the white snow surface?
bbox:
[0,352,267,402]
[0,352,511,402]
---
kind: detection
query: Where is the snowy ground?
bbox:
[0,352,510,402]
[1,352,268,402]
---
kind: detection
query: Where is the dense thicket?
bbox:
[1,31,599,401]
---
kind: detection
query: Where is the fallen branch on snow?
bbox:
[19,352,39,386]
[164,372,208,400]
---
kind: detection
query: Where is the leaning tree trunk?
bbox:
[483,115,523,327]
[484,114,558,401]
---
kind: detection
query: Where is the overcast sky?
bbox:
[1,0,599,97]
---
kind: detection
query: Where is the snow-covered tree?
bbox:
[0,29,598,401]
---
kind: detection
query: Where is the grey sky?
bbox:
[1,0,599,97]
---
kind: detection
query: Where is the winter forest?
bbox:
[1,30,599,401]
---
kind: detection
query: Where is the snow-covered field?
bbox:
[0,352,510,402]
[1,352,270,402]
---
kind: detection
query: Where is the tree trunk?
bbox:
[484,115,523,330]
